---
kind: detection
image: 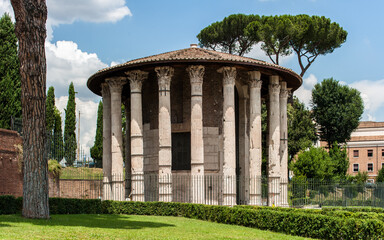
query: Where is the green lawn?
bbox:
[0,214,314,240]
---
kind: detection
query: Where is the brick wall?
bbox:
[0,129,23,196]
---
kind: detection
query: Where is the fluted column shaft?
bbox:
[126,70,148,202]
[124,98,131,199]
[268,75,281,206]
[219,67,237,206]
[106,77,126,201]
[155,66,174,202]
[248,71,263,205]
[101,83,112,200]
[280,81,290,207]
[187,65,205,204]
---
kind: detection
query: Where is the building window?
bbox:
[353,150,359,157]
[353,164,359,172]
[382,162,384,169]
[368,163,374,172]
[382,149,384,157]
[368,149,373,157]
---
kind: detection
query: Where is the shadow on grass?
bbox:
[0,214,174,230]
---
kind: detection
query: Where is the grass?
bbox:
[0,214,314,240]
[60,167,103,179]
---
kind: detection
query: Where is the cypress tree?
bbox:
[90,101,103,168]
[53,107,64,161]
[64,82,77,166]
[46,86,55,134]
[0,13,21,129]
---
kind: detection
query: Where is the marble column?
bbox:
[268,75,281,206]
[155,66,174,202]
[187,65,205,204]
[238,86,249,205]
[218,66,237,206]
[126,70,148,202]
[280,81,290,207]
[248,71,263,205]
[124,98,131,199]
[101,83,112,200]
[106,76,126,201]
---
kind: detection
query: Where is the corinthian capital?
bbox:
[218,67,236,86]
[101,83,110,98]
[187,65,205,85]
[269,75,280,94]
[106,76,126,93]
[125,70,148,92]
[279,81,290,99]
[155,66,174,90]
[248,71,262,89]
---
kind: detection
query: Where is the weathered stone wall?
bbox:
[48,178,103,199]
[0,129,23,196]
[143,123,159,173]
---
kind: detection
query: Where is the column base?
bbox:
[268,176,280,207]
[249,176,263,205]
[159,174,172,202]
[222,175,236,206]
[103,177,112,200]
[131,173,145,202]
[191,174,205,204]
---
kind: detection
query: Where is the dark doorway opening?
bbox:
[172,132,191,171]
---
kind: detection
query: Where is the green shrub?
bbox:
[0,195,22,214]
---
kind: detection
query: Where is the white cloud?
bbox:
[246,42,295,66]
[46,40,108,101]
[294,73,318,107]
[350,79,384,121]
[47,0,131,25]
[55,96,100,158]
[0,0,12,19]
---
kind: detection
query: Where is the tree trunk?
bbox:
[10,0,49,219]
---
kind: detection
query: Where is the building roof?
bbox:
[87,45,302,96]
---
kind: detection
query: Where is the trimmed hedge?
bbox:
[236,205,384,223]
[1,195,384,239]
[0,195,22,214]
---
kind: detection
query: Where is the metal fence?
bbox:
[52,173,384,208]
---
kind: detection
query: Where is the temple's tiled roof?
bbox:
[87,45,302,96]
[93,46,298,77]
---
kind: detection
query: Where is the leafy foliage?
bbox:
[289,15,347,77]
[48,159,62,178]
[328,142,349,179]
[246,15,293,65]
[0,13,21,129]
[287,97,317,162]
[197,14,260,56]
[312,78,364,147]
[291,146,334,180]
[377,168,384,183]
[198,14,347,77]
[64,82,77,166]
[90,101,103,168]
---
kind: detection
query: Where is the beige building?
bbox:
[87,44,302,206]
[346,121,384,182]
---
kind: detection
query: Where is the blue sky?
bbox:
[1,0,384,156]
